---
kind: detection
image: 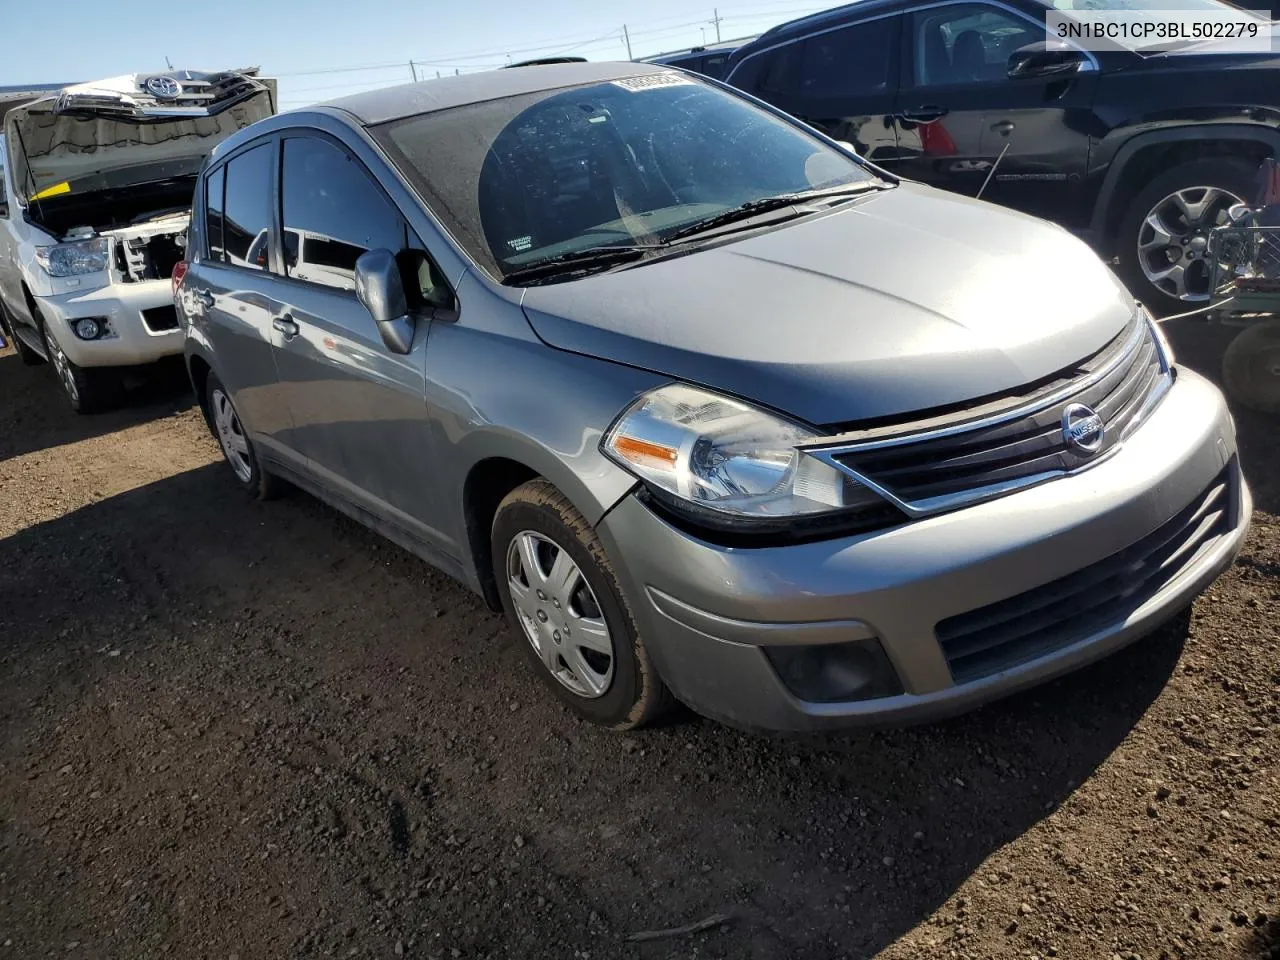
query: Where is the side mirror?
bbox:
[354,248,415,355]
[1007,41,1089,80]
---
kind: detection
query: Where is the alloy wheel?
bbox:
[1137,185,1244,302]
[506,531,614,698]
[211,388,253,483]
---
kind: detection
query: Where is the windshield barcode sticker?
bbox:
[611,73,695,92]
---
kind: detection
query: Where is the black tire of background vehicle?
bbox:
[203,370,283,500]
[37,314,124,414]
[1114,157,1257,317]
[0,302,43,366]
[491,478,674,730]
[1221,319,1280,414]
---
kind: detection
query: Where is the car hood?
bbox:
[6,69,275,202]
[520,183,1136,427]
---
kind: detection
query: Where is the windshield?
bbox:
[373,73,871,279]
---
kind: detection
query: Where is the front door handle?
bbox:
[273,315,299,339]
[195,288,215,309]
[991,120,1016,136]
[899,105,949,123]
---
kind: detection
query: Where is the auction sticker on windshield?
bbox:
[611,73,696,92]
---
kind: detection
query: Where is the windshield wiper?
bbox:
[502,245,655,285]
[661,182,889,244]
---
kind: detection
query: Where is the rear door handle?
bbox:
[991,120,1016,135]
[273,315,299,339]
[195,288,215,308]
[899,105,949,122]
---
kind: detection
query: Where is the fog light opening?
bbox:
[765,638,903,704]
[73,317,103,341]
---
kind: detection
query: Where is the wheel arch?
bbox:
[1090,125,1280,252]
[456,429,639,613]
[186,350,214,427]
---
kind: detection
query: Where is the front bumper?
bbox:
[596,369,1250,732]
[35,280,181,368]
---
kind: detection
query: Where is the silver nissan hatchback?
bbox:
[177,62,1250,732]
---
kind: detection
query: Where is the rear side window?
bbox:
[281,136,405,292]
[204,165,225,261]
[797,20,896,96]
[221,142,273,271]
[751,43,802,96]
[701,54,730,78]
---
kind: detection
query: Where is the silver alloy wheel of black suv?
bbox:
[1136,184,1245,303]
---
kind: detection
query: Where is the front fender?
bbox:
[1088,122,1280,241]
[422,306,667,566]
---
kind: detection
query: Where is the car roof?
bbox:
[321,60,674,125]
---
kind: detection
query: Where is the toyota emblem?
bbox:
[145,76,183,100]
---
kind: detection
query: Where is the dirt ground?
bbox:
[0,323,1277,960]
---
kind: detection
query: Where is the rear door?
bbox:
[729,20,901,165]
[190,138,300,467]
[268,132,450,544]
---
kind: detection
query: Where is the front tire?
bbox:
[38,314,123,414]
[204,371,281,499]
[1114,158,1255,316]
[492,479,672,730]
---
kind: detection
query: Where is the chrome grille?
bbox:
[935,463,1237,684]
[817,316,1169,513]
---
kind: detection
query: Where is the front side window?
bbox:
[221,142,273,270]
[374,75,870,280]
[912,5,1043,86]
[281,136,406,292]
[797,19,897,96]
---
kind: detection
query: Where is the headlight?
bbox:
[602,383,897,535]
[35,238,110,277]
[1143,305,1176,369]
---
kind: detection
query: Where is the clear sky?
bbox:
[1,0,836,108]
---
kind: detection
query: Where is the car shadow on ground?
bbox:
[0,350,194,464]
[0,455,1192,958]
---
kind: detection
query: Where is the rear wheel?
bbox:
[492,479,672,729]
[205,371,281,499]
[38,314,123,414]
[1114,158,1255,316]
[1222,319,1280,414]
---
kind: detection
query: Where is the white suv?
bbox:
[0,70,274,411]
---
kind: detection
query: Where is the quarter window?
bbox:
[221,142,273,270]
[911,4,1042,86]
[281,136,405,292]
[204,165,225,261]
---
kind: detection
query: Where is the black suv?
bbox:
[724,0,1280,313]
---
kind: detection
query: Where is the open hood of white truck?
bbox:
[5,68,276,205]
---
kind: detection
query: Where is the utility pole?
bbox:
[409,60,418,81]
[711,8,723,42]
[622,24,633,59]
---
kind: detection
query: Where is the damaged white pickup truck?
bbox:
[0,70,275,411]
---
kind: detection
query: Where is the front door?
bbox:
[896,2,1097,225]
[267,133,449,547]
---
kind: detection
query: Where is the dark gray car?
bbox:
[177,61,1250,732]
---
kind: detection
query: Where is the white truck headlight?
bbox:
[35,238,111,277]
